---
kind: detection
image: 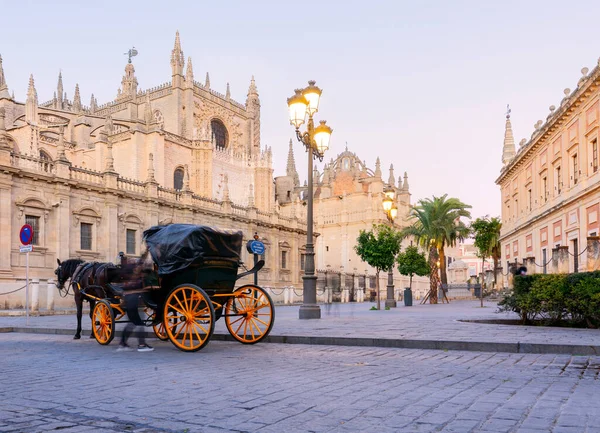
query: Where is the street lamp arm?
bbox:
[294,128,325,162]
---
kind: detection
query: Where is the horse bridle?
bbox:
[55,266,72,298]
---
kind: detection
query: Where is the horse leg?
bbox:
[88,300,96,338]
[74,292,82,340]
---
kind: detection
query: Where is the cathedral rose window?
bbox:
[211,119,228,150]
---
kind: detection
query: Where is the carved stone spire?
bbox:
[248,76,258,96]
[246,76,260,155]
[248,184,255,207]
[185,57,194,88]
[73,84,82,113]
[26,74,38,124]
[222,173,230,201]
[374,157,382,178]
[226,82,230,100]
[0,107,9,149]
[56,125,68,162]
[104,116,115,172]
[147,153,156,182]
[105,114,114,135]
[205,72,210,89]
[397,175,403,190]
[171,31,184,79]
[388,164,395,186]
[105,141,115,172]
[57,71,64,108]
[322,164,331,185]
[184,164,191,191]
[502,105,516,165]
[286,138,300,187]
[0,55,10,100]
[144,93,153,126]
[402,172,409,192]
[119,63,138,100]
[90,94,97,113]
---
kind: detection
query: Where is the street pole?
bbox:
[287,81,332,320]
[254,253,258,286]
[299,116,320,319]
[25,251,29,325]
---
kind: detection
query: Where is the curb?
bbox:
[4,326,600,356]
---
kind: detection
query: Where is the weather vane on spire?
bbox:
[125,47,138,64]
[506,104,511,119]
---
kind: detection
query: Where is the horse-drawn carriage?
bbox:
[56,224,274,352]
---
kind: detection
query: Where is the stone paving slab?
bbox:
[1,300,600,355]
[1,333,600,433]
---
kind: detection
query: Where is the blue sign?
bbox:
[20,224,34,246]
[247,240,265,255]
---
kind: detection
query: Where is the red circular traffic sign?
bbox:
[20,224,34,245]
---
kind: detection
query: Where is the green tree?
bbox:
[401,194,471,303]
[355,224,403,310]
[471,215,502,307]
[396,245,430,290]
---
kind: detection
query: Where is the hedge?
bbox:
[498,271,600,328]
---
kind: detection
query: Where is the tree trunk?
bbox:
[493,255,499,287]
[428,245,439,304]
[409,273,413,290]
[376,270,381,310]
[480,258,485,307]
[439,247,448,286]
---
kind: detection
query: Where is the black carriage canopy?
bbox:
[143,224,243,276]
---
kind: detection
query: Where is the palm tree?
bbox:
[400,194,471,303]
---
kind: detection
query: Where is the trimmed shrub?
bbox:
[498,271,600,328]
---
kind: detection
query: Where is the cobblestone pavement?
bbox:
[2,333,600,433]
[3,301,600,348]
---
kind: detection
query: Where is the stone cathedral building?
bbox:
[276,143,430,299]
[0,32,309,310]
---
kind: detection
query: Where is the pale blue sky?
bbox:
[2,0,600,219]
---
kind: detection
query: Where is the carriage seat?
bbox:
[105,283,124,298]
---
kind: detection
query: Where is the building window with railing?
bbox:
[542,176,548,202]
[528,188,532,212]
[25,215,40,245]
[80,223,92,251]
[555,166,562,194]
[281,251,287,269]
[126,229,136,255]
[572,153,578,185]
[300,253,306,271]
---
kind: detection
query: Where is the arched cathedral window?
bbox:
[39,150,52,173]
[173,167,184,191]
[211,119,228,150]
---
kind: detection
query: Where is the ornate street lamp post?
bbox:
[287,81,333,319]
[383,185,398,308]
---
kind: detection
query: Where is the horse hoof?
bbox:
[89,334,94,339]
[73,335,81,340]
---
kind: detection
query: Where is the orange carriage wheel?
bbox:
[92,300,115,345]
[225,285,275,344]
[153,320,169,341]
[144,308,169,341]
[163,284,215,352]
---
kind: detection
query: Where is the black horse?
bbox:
[55,258,117,339]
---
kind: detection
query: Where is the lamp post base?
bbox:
[385,299,397,308]
[299,304,321,319]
